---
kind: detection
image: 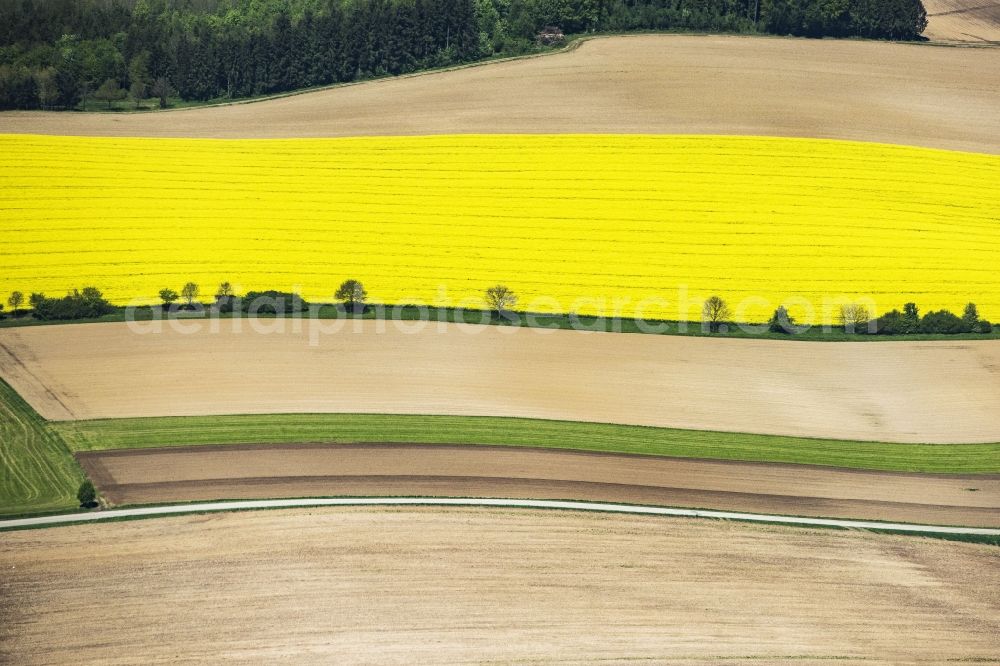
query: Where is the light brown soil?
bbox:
[1,507,998,664]
[3,321,999,444]
[924,0,1000,43]
[1,35,998,153]
[76,444,1000,527]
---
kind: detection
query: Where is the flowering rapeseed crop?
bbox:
[1,134,997,323]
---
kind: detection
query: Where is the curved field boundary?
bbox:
[3,497,999,534]
[2,36,998,153]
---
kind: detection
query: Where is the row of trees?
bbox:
[0,0,928,110]
[156,279,362,312]
[0,288,115,321]
[154,280,519,317]
[3,285,991,335]
[703,297,994,335]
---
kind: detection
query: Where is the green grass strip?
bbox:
[55,413,1000,474]
[0,380,84,517]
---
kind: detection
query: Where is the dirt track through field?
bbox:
[2,507,998,664]
[75,443,1000,527]
[2,321,999,443]
[2,36,998,153]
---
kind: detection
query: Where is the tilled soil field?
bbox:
[3,322,999,444]
[1,507,998,664]
[1,36,998,153]
[76,444,1000,527]
[924,0,1000,43]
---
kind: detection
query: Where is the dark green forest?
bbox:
[0,0,927,111]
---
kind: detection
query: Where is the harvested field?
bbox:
[2,507,998,664]
[1,36,999,153]
[75,444,1000,527]
[3,135,999,322]
[924,0,1000,43]
[2,322,999,444]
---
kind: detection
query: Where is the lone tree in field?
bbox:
[217,282,234,297]
[77,480,97,508]
[181,282,199,308]
[335,279,368,312]
[159,288,179,309]
[485,284,517,320]
[702,296,731,333]
[7,291,24,316]
[839,303,872,333]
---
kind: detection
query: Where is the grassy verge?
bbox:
[54,413,1000,474]
[3,304,998,342]
[0,379,84,517]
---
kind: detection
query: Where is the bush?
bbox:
[214,294,237,313]
[241,290,309,315]
[976,319,993,334]
[32,287,114,321]
[920,309,964,334]
[77,480,97,508]
[874,309,905,335]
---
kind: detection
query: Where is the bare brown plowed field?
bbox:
[1,36,998,153]
[2,321,999,443]
[75,444,1000,526]
[924,0,1000,43]
[2,508,998,664]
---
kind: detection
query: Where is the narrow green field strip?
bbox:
[0,380,84,516]
[53,414,1000,474]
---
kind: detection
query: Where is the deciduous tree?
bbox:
[702,296,731,333]
[159,288,178,308]
[93,77,125,109]
[181,282,199,308]
[7,291,24,315]
[335,279,368,312]
[839,303,872,333]
[485,284,517,319]
[150,77,174,109]
[961,303,980,333]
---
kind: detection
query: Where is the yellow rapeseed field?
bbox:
[1,133,998,323]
